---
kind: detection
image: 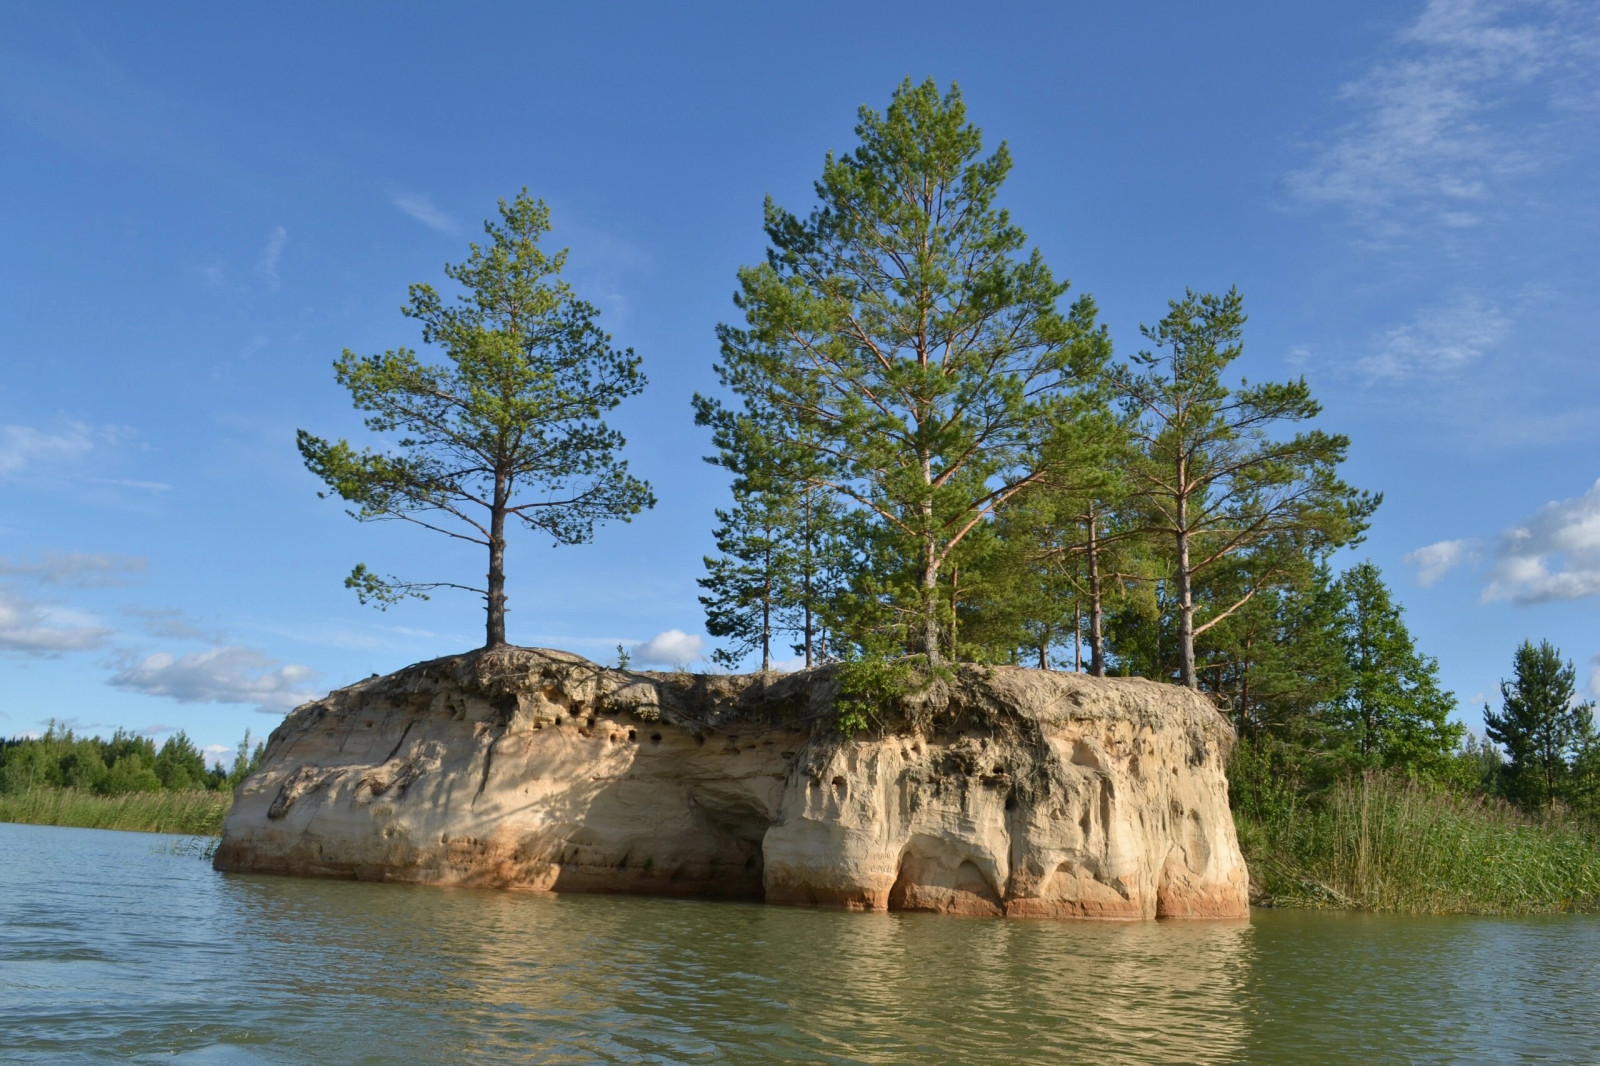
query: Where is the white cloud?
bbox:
[1287,0,1598,235]
[1361,296,1510,379]
[202,743,234,768]
[390,191,458,234]
[1588,654,1600,698]
[257,225,286,289]
[1405,538,1478,585]
[0,588,111,654]
[109,645,320,714]
[0,422,94,475]
[0,552,146,587]
[1482,477,1600,603]
[631,629,705,667]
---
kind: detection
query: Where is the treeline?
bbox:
[0,724,263,796]
[694,83,1373,692]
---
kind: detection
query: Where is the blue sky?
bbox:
[2,1,1597,763]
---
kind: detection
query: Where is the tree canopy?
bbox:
[712,78,1112,663]
[298,191,654,647]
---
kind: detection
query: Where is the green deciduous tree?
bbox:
[298,191,654,648]
[1485,639,1596,810]
[713,79,1111,664]
[1110,288,1378,687]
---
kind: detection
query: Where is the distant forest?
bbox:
[0,725,261,797]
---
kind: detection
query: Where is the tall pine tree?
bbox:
[1485,639,1596,810]
[1334,562,1462,776]
[713,79,1112,664]
[1109,288,1377,688]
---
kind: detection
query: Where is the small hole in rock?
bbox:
[650,733,662,744]
[627,729,637,742]
[694,734,706,746]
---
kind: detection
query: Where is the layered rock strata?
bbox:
[216,647,1249,919]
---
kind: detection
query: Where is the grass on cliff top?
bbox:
[1237,772,1600,915]
[0,786,231,836]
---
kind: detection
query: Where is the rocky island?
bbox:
[215,647,1249,919]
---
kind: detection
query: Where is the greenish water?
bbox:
[2,823,1597,1064]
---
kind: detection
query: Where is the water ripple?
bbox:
[2,823,1598,1064]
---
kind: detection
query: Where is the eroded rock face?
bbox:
[215,647,1249,919]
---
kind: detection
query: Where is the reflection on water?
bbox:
[2,822,1597,1064]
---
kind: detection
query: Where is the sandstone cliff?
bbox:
[215,647,1249,919]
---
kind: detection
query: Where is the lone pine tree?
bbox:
[298,191,654,648]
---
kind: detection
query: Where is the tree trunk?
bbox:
[1086,504,1106,677]
[1074,605,1082,672]
[760,537,773,672]
[485,475,508,648]
[1038,623,1050,670]
[802,492,814,668]
[920,489,941,666]
[1176,493,1196,688]
[948,562,960,662]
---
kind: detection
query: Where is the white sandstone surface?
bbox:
[216,647,1249,919]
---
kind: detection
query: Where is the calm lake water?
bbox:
[2,822,1597,1064]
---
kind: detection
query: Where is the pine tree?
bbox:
[1200,561,1350,743]
[1485,639,1596,810]
[694,397,847,670]
[1109,288,1378,688]
[298,191,654,648]
[1334,562,1462,776]
[713,79,1112,664]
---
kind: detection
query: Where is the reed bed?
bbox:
[1238,772,1600,914]
[0,786,231,836]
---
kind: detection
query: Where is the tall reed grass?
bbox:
[0,786,231,836]
[1237,772,1600,914]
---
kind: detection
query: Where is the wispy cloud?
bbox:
[1287,0,1599,238]
[1482,477,1600,603]
[0,552,146,587]
[390,191,458,234]
[109,645,320,714]
[83,477,171,492]
[0,422,94,476]
[1361,295,1510,380]
[1405,538,1479,585]
[0,588,111,655]
[257,225,286,289]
